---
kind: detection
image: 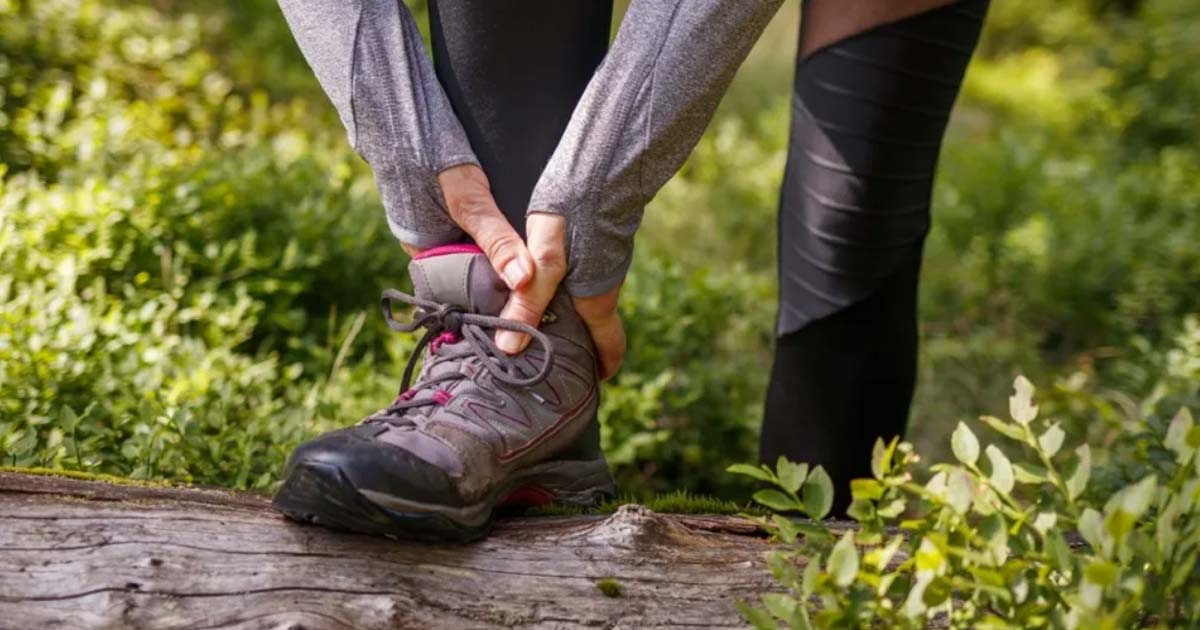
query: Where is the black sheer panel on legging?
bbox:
[762,0,988,514]
[775,0,989,335]
[428,0,613,235]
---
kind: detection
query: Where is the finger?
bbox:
[573,287,626,380]
[440,167,534,290]
[495,212,567,354]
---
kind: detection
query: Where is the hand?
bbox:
[494,212,627,381]
[410,165,626,380]
[572,283,626,381]
[403,164,535,292]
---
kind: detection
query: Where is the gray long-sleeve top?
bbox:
[278,0,783,296]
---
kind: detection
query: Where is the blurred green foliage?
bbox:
[0,0,1196,496]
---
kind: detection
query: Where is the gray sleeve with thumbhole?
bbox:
[528,0,784,296]
[277,0,478,247]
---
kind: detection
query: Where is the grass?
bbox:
[0,466,177,488]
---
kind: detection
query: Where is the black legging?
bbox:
[765,1,988,513]
[428,0,613,236]
[428,0,987,511]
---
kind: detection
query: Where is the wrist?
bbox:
[437,164,491,214]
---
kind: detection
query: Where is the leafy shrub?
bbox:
[600,258,773,497]
[0,0,410,488]
[733,372,1200,629]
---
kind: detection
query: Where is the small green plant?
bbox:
[732,376,1200,629]
[596,577,624,598]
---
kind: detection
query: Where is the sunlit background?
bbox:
[1,0,1197,498]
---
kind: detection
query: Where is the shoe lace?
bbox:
[368,288,555,424]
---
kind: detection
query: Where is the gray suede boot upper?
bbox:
[365,245,605,502]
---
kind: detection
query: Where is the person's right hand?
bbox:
[491,212,627,381]
[401,164,537,294]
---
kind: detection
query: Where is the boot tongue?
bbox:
[408,244,508,316]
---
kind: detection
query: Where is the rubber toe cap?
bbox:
[284,427,463,507]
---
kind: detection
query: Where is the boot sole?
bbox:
[271,457,616,543]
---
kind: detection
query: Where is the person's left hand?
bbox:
[493,212,626,381]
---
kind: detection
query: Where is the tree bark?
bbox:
[0,471,778,629]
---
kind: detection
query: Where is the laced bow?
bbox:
[371,288,555,422]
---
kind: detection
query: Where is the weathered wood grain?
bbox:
[0,472,778,630]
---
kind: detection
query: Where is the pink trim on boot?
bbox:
[412,243,484,260]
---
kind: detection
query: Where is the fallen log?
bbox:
[0,471,780,629]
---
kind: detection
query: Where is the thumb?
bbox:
[495,212,567,354]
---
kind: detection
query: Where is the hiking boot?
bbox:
[272,244,616,541]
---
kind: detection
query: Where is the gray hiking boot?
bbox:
[272,244,616,541]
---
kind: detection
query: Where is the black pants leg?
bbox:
[762,0,989,513]
[427,0,613,234]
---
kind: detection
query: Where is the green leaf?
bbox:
[1165,408,1195,462]
[979,513,1009,565]
[1067,444,1091,501]
[802,466,834,520]
[985,445,1014,494]
[925,470,947,495]
[846,499,875,522]
[10,430,36,457]
[980,415,1027,442]
[737,601,776,630]
[1156,496,1181,553]
[1032,510,1057,534]
[877,498,906,518]
[828,531,860,587]
[754,489,800,513]
[914,537,946,573]
[762,593,797,620]
[871,437,896,480]
[1078,507,1105,550]
[776,458,809,494]
[1083,559,1118,586]
[1038,423,1066,457]
[1009,375,1039,425]
[922,576,951,608]
[951,421,980,466]
[850,478,884,501]
[801,556,820,597]
[727,463,776,483]
[795,521,833,542]
[1013,462,1048,484]
[58,406,80,432]
[772,514,801,544]
[1119,474,1158,520]
[947,468,974,515]
[1046,530,1073,571]
[866,534,905,572]
[903,571,933,618]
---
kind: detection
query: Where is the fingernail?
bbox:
[502,259,529,289]
[496,330,526,354]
